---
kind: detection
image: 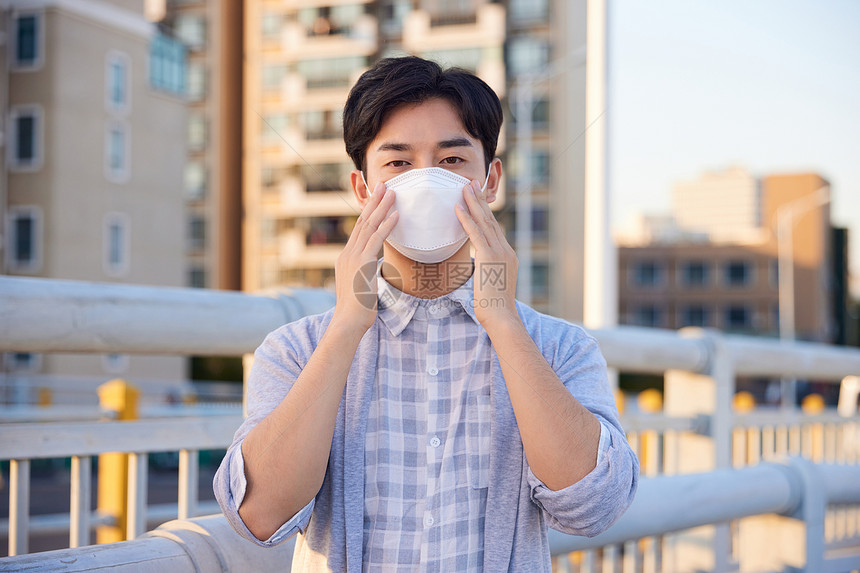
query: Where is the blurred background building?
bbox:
[618,168,849,345]
[1,0,188,392]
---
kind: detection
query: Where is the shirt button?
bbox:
[423,513,435,528]
[428,367,439,376]
[430,435,441,448]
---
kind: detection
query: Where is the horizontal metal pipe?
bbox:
[549,463,801,553]
[2,277,859,381]
[0,276,335,356]
[0,502,221,537]
[0,415,242,460]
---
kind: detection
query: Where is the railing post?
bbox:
[664,328,738,573]
[70,455,92,548]
[8,459,30,556]
[97,379,140,544]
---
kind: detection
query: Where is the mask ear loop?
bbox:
[479,162,493,193]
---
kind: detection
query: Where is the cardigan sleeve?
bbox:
[525,323,639,537]
[213,313,327,546]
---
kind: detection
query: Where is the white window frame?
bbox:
[5,205,43,273]
[103,212,131,277]
[104,119,131,183]
[10,10,45,71]
[7,104,44,172]
[105,50,132,115]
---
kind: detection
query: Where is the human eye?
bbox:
[386,160,411,168]
[440,156,464,166]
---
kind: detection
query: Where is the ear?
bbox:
[350,169,372,208]
[484,158,503,204]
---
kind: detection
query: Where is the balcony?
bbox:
[1,277,859,571]
[280,15,377,62]
[402,4,505,52]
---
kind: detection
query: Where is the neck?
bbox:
[381,243,473,298]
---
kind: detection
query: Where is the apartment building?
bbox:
[162,0,242,291]
[1,1,188,393]
[619,172,837,343]
[241,0,603,323]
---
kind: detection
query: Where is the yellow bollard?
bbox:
[37,387,52,407]
[733,391,756,413]
[96,379,140,544]
[801,393,825,414]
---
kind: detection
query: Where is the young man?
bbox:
[214,56,638,571]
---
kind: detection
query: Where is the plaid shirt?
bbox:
[363,268,494,571]
[215,261,630,572]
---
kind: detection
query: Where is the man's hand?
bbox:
[455,179,519,328]
[333,182,398,334]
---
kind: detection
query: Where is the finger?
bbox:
[455,202,489,252]
[461,182,499,248]
[363,210,399,255]
[357,184,395,244]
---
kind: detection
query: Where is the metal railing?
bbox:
[1,276,859,571]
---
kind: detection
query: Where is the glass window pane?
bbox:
[16,15,38,64]
[14,216,34,263]
[16,115,35,161]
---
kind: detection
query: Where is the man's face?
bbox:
[355,98,496,202]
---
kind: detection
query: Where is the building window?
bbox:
[189,266,206,288]
[724,305,753,330]
[12,13,42,69]
[188,114,208,151]
[531,206,549,240]
[632,305,664,328]
[8,105,43,171]
[4,352,41,373]
[679,304,710,328]
[261,13,283,40]
[631,260,665,289]
[184,162,207,200]
[189,215,206,250]
[105,51,131,114]
[174,14,207,51]
[531,262,549,299]
[296,56,366,89]
[679,260,710,288]
[769,259,779,289]
[509,0,549,23]
[104,213,130,276]
[187,62,207,101]
[105,120,130,182]
[150,33,187,95]
[307,216,349,245]
[5,206,42,272]
[507,37,548,76]
[302,163,350,192]
[724,260,753,287]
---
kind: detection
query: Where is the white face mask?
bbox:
[364,166,490,264]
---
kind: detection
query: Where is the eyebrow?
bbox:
[375,137,475,153]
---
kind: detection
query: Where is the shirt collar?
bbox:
[376,259,479,336]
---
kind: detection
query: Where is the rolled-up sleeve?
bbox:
[214,437,314,546]
[213,317,324,547]
[526,327,639,537]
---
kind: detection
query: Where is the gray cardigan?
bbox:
[214,300,639,571]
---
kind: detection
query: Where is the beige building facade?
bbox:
[620,172,834,343]
[1,0,188,396]
[240,0,596,322]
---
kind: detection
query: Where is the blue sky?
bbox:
[607,0,860,293]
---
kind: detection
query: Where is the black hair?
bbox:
[343,56,503,174]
